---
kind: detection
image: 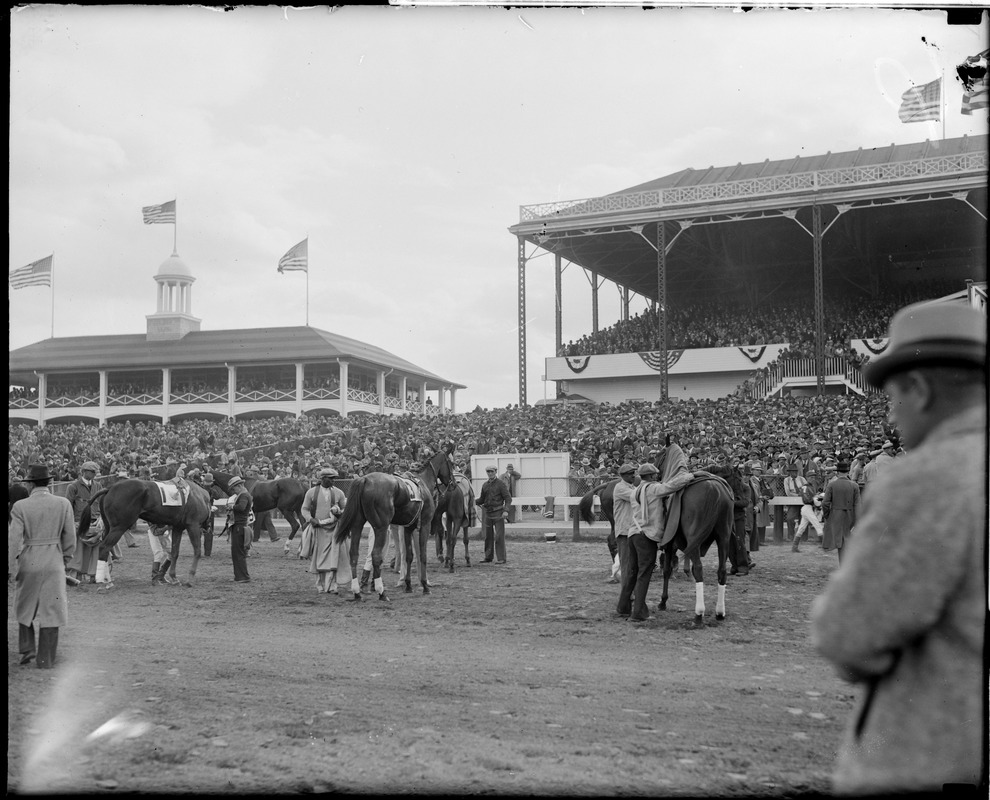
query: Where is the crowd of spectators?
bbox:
[9,391,896,498]
[560,282,962,357]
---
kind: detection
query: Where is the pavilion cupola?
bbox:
[146,251,202,341]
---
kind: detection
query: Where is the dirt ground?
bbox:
[7,520,855,796]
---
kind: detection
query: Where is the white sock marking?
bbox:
[695,582,705,616]
[716,584,726,616]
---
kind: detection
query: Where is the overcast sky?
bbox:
[8,5,988,411]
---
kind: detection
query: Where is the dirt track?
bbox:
[7,524,854,795]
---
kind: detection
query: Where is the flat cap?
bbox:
[638,463,658,476]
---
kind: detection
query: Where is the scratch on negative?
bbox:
[518,15,534,31]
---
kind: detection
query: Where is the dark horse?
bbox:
[334,451,452,601]
[210,472,308,544]
[431,473,476,572]
[578,472,734,624]
[77,479,212,588]
[8,481,30,520]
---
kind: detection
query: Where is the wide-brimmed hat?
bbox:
[836,462,850,472]
[25,463,52,483]
[81,461,99,473]
[864,302,986,388]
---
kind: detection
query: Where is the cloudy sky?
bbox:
[8,5,988,411]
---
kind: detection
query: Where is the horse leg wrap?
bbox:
[351,578,361,595]
[716,584,726,618]
[95,560,111,584]
[374,577,384,595]
[611,555,621,579]
[694,582,705,617]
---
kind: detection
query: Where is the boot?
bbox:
[18,624,36,665]
[151,562,161,584]
[791,536,800,552]
[37,627,59,669]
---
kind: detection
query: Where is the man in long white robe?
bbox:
[301,468,348,594]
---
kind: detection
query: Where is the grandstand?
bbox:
[8,252,464,427]
[509,135,987,405]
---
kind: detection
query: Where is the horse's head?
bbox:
[425,450,452,489]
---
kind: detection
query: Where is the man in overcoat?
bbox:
[300,467,347,594]
[811,302,986,794]
[8,463,76,668]
[820,461,859,563]
[476,466,511,563]
[65,460,100,584]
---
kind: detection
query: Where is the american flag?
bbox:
[898,78,940,123]
[958,50,989,115]
[9,255,53,289]
[278,238,308,274]
[142,199,176,224]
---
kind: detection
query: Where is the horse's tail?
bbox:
[578,485,604,525]
[334,478,365,543]
[77,488,111,537]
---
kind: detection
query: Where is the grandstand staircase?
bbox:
[754,356,870,399]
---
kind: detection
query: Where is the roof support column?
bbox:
[339,360,349,418]
[420,380,428,416]
[812,204,825,396]
[438,386,447,414]
[162,367,171,424]
[37,373,47,428]
[400,376,408,413]
[516,236,527,407]
[378,370,386,415]
[656,222,668,401]
[622,287,630,322]
[554,253,562,356]
[295,362,304,419]
[226,365,236,419]
[449,387,457,415]
[98,370,107,427]
[591,270,599,334]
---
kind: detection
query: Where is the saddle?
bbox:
[657,471,730,549]
[155,481,186,507]
[450,473,477,527]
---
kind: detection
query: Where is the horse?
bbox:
[77,479,212,588]
[431,473,476,572]
[334,451,452,601]
[579,472,734,625]
[210,472,308,545]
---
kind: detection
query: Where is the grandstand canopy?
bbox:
[510,135,987,305]
[8,326,464,390]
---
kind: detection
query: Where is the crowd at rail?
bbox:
[9,390,897,498]
[559,281,961,357]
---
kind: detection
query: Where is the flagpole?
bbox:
[942,71,946,141]
[306,234,310,326]
[174,197,178,254]
[50,252,55,339]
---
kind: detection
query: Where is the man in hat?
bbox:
[848,450,868,490]
[476,466,511,563]
[820,461,859,562]
[8,464,76,668]
[781,465,807,544]
[198,472,226,558]
[609,463,639,592]
[65,461,101,584]
[500,463,522,523]
[301,468,347,594]
[226,476,253,583]
[812,302,986,794]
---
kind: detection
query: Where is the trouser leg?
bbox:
[37,627,59,669]
[616,536,634,615]
[494,519,507,562]
[483,520,494,561]
[203,519,214,557]
[18,624,36,664]
[629,534,657,620]
[606,531,618,562]
[231,523,250,581]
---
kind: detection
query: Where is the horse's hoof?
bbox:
[182,581,193,588]
[693,614,705,627]
[347,592,362,602]
[465,560,471,568]
[715,612,726,621]
[404,583,413,594]
[658,601,668,611]
[422,585,431,594]
[379,592,390,602]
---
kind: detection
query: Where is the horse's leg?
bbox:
[461,519,471,567]
[181,525,202,587]
[370,527,389,601]
[165,527,182,586]
[96,525,128,587]
[715,532,728,621]
[403,525,415,593]
[435,512,444,562]
[346,512,367,601]
[445,515,456,573]
[690,547,706,625]
[417,513,432,594]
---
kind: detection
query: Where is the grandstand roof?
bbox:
[8,326,465,389]
[509,135,987,304]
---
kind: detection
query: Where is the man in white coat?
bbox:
[301,467,347,594]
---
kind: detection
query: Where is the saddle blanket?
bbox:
[451,473,477,527]
[399,476,424,505]
[155,481,185,507]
